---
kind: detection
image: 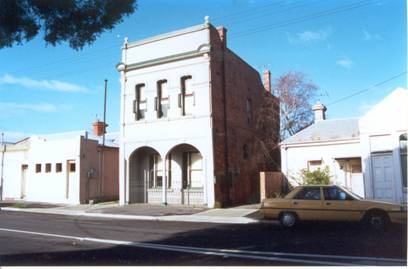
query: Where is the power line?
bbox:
[229,0,376,39]
[326,71,407,106]
[211,0,289,21]
[217,1,314,27]
[4,43,121,76]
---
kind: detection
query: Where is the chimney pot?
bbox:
[92,121,108,136]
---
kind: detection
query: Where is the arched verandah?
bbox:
[165,143,204,205]
[128,146,162,203]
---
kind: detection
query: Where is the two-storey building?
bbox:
[116,18,279,208]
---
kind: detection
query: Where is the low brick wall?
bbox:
[260,172,285,201]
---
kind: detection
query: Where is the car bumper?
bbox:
[388,211,407,224]
[260,208,281,220]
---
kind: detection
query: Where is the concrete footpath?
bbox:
[0,201,267,224]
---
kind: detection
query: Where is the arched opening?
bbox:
[166,144,204,205]
[129,147,162,203]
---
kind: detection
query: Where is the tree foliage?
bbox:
[255,94,281,170]
[274,71,318,140]
[301,166,331,185]
[0,0,136,50]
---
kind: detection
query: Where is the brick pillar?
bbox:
[262,70,271,93]
[217,27,227,47]
[260,172,266,202]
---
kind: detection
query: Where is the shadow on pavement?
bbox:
[0,221,406,266]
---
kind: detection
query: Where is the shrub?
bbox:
[301,166,331,185]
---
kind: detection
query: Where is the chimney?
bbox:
[262,69,271,93]
[92,120,108,136]
[312,102,327,123]
[217,27,227,47]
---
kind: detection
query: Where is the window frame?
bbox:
[155,79,168,118]
[149,153,163,189]
[133,83,146,120]
[294,187,322,200]
[56,163,62,173]
[45,163,52,173]
[179,75,193,116]
[323,186,354,201]
[35,164,41,173]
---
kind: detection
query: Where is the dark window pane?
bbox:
[294,187,321,200]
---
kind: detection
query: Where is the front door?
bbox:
[372,153,396,202]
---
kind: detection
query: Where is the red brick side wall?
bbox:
[209,26,280,207]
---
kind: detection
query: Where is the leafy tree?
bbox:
[274,71,318,140]
[301,166,331,185]
[0,0,136,50]
[255,93,281,170]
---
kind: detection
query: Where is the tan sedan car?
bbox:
[261,185,407,229]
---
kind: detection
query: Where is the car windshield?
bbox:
[283,187,300,199]
[337,186,363,200]
[283,186,363,200]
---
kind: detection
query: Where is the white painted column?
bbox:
[162,154,167,205]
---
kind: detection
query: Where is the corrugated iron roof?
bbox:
[282,118,359,144]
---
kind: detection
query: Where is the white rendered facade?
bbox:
[117,24,215,207]
[281,88,407,203]
[1,132,119,204]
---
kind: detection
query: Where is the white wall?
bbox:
[281,140,362,188]
[359,88,408,203]
[23,135,81,204]
[125,24,209,64]
[119,25,215,207]
[2,150,27,200]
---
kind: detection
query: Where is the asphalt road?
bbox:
[0,211,406,266]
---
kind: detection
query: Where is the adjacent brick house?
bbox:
[117,19,279,207]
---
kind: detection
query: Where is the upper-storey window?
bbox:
[246,98,252,125]
[179,76,194,116]
[155,80,169,118]
[133,83,146,120]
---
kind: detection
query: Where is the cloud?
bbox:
[362,30,381,41]
[288,27,332,45]
[0,102,58,113]
[336,57,354,69]
[0,74,89,93]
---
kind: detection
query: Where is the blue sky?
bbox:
[0,0,406,142]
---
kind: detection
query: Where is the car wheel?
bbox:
[280,212,296,228]
[366,211,389,230]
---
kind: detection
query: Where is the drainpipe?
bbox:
[219,27,230,205]
[100,79,108,200]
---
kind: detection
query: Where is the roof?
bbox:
[14,131,119,148]
[126,23,208,48]
[282,118,359,145]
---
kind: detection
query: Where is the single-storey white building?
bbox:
[281,87,407,203]
[0,126,119,204]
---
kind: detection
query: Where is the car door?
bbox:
[291,186,324,221]
[322,186,361,221]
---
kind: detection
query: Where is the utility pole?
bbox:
[1,132,5,201]
[99,79,108,200]
[103,79,107,147]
